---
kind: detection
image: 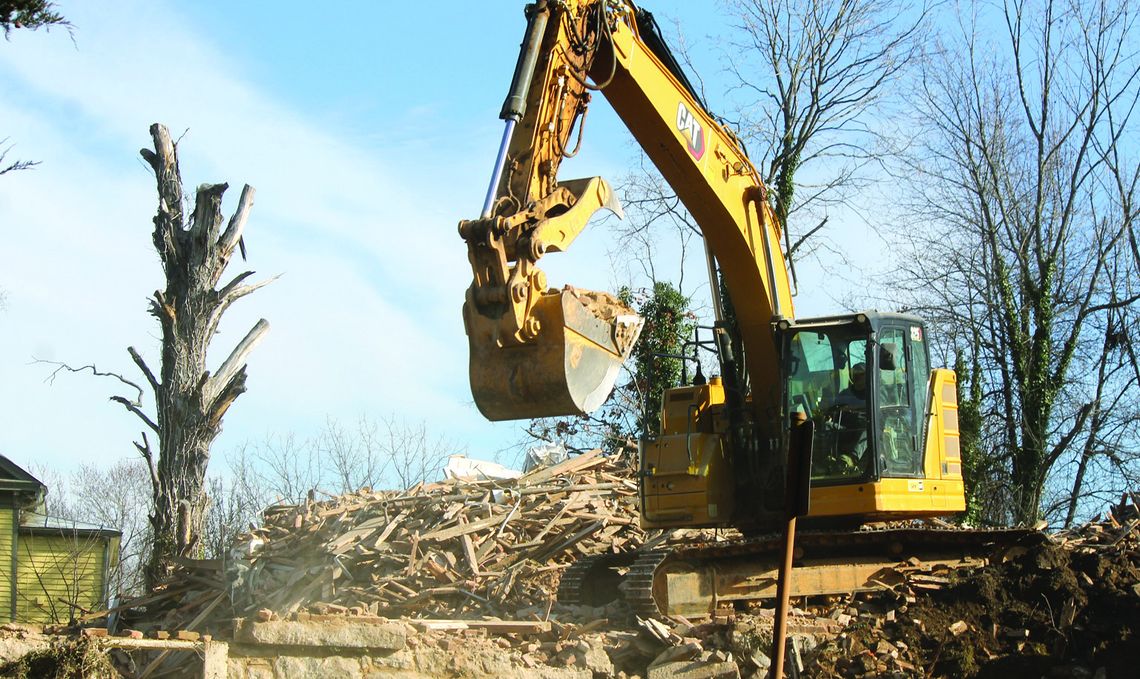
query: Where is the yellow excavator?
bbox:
[459,0,974,617]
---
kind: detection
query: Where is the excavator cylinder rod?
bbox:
[481,119,518,219]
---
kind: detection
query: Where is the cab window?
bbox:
[787,327,872,483]
[878,326,922,476]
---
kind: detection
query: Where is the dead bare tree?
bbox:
[208,414,457,525]
[34,459,155,598]
[119,123,274,588]
[318,415,389,494]
[379,416,455,490]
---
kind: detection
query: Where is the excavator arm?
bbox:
[460,0,792,423]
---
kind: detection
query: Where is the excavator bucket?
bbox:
[466,288,643,421]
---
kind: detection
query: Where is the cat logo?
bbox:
[676,102,706,161]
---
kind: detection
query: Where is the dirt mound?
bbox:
[0,635,117,679]
[807,512,1140,677]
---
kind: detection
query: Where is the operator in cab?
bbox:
[820,360,870,479]
[834,362,867,408]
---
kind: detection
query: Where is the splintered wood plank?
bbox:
[533,494,582,542]
[326,514,392,554]
[451,514,480,575]
[371,508,410,548]
[420,513,505,542]
[535,520,604,561]
[406,532,420,576]
[462,531,481,576]
[517,448,604,486]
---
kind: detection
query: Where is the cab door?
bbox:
[875,325,926,478]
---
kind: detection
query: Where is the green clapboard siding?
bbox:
[16,533,110,624]
[0,508,13,621]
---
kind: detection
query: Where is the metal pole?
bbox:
[705,240,725,324]
[771,513,797,678]
[482,2,550,219]
[772,412,812,678]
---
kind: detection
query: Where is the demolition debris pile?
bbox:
[133,453,1139,677]
[141,449,680,633]
[805,500,1140,677]
[22,445,1140,677]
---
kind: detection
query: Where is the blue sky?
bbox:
[0,1,867,482]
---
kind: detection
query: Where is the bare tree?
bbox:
[240,432,323,505]
[204,413,458,550]
[356,416,455,491]
[203,474,263,562]
[897,0,1140,524]
[614,0,929,292]
[14,527,109,624]
[42,123,274,590]
[724,0,929,268]
[67,460,153,596]
[117,123,273,588]
[318,415,389,493]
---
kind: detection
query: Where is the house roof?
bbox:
[0,454,47,508]
[0,454,45,490]
[20,512,121,539]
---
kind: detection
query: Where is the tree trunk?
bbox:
[137,123,272,590]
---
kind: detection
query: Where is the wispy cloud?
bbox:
[0,1,517,474]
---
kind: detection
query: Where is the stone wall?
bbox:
[226,618,590,679]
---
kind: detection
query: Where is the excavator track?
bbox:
[557,552,639,605]
[620,550,671,618]
[558,526,1041,618]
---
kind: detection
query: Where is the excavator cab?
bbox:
[781,312,965,519]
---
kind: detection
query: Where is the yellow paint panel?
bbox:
[0,508,13,621]
[16,534,109,624]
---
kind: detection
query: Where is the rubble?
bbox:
[133,448,669,634]
[15,457,1137,678]
[804,497,1140,677]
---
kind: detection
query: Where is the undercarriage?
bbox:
[558,526,1039,618]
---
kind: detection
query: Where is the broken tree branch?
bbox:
[111,395,159,434]
[128,346,160,392]
[218,184,256,259]
[202,319,271,407]
[37,358,146,406]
